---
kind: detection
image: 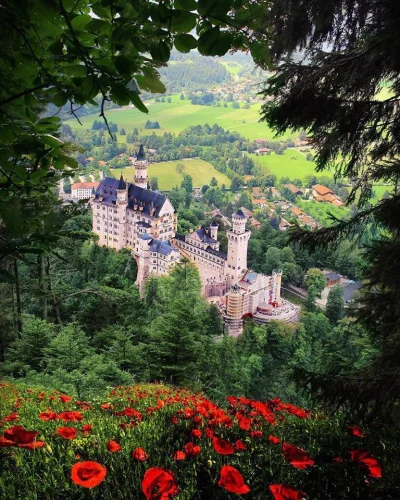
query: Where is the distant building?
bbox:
[255,148,271,155]
[252,187,266,198]
[239,207,253,219]
[71,181,99,200]
[312,185,344,206]
[285,184,304,196]
[270,187,281,198]
[279,218,291,231]
[323,271,341,287]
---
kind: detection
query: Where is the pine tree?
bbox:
[258,0,400,413]
[326,285,345,324]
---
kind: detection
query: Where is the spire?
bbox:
[117,174,126,190]
[137,144,145,161]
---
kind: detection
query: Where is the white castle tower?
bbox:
[133,144,149,189]
[225,209,251,285]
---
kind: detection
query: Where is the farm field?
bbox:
[249,149,334,181]
[297,199,348,225]
[64,95,294,141]
[114,158,230,190]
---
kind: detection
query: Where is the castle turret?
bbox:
[210,221,218,240]
[224,283,244,337]
[133,144,149,189]
[116,174,127,202]
[136,233,151,296]
[225,210,251,285]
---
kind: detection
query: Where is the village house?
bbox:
[255,148,271,155]
[312,184,345,207]
[285,184,304,196]
[71,181,99,200]
[252,199,268,209]
[279,218,291,231]
[270,187,281,198]
[252,187,266,199]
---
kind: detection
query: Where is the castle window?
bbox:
[97,226,100,231]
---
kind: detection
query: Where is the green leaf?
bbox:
[174,33,198,53]
[63,64,87,77]
[136,75,166,94]
[175,0,197,11]
[41,135,63,148]
[110,84,132,106]
[130,94,149,114]
[170,10,197,33]
[70,14,92,31]
[197,0,232,17]
[30,168,49,182]
[198,28,233,56]
[150,41,171,63]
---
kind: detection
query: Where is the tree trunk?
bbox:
[38,255,48,320]
[13,258,22,338]
[46,256,61,325]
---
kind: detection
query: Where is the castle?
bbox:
[92,146,300,335]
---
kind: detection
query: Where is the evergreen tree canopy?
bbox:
[257,0,400,413]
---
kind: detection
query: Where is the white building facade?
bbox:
[92,146,300,336]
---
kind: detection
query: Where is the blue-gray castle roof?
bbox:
[94,177,168,216]
[233,209,247,219]
[195,228,217,244]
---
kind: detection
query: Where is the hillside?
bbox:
[0,382,397,499]
[64,95,294,142]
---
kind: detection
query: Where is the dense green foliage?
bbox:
[257,0,400,413]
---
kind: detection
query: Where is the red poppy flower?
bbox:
[218,465,250,495]
[191,429,202,439]
[235,439,247,451]
[107,440,122,452]
[60,395,72,404]
[0,436,15,447]
[239,417,251,431]
[38,412,58,421]
[250,430,263,438]
[82,424,92,433]
[100,403,113,410]
[347,426,365,438]
[132,447,149,462]
[173,450,186,461]
[350,450,382,477]
[333,457,343,463]
[19,441,46,450]
[206,427,214,438]
[141,467,178,500]
[4,413,19,421]
[212,436,235,455]
[71,461,107,488]
[57,427,78,440]
[282,443,314,469]
[184,442,201,457]
[171,416,179,425]
[60,411,84,422]
[269,435,281,445]
[4,426,39,444]
[269,484,306,500]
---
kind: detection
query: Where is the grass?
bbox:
[250,149,334,181]
[65,95,295,141]
[297,199,348,225]
[114,158,230,190]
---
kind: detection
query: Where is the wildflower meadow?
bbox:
[0,382,398,499]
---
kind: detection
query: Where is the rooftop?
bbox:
[72,181,99,190]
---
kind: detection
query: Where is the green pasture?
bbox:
[114,158,230,190]
[250,149,334,180]
[65,95,294,141]
[297,199,348,225]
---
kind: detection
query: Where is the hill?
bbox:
[64,95,294,142]
[0,382,397,499]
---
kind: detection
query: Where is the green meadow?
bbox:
[65,95,294,141]
[114,158,230,190]
[250,149,334,180]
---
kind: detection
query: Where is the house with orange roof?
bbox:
[71,181,99,200]
[285,184,304,196]
[312,184,345,206]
